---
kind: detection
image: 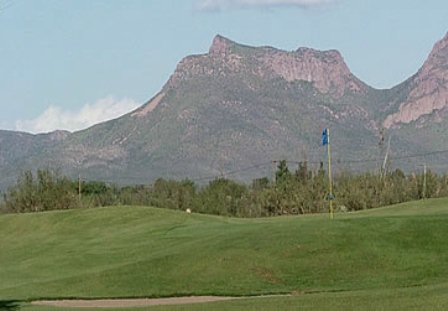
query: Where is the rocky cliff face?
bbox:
[167,35,368,99]
[384,32,448,128]
[260,46,367,98]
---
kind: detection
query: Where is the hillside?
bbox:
[0,130,70,187]
[1,199,448,307]
[1,33,448,187]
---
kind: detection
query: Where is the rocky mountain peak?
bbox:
[209,34,234,56]
[430,32,448,56]
[383,32,448,128]
[167,35,367,99]
[418,32,448,74]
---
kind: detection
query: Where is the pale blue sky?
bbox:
[1,0,447,133]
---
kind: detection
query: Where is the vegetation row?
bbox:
[2,161,448,216]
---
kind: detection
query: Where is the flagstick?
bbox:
[327,128,334,220]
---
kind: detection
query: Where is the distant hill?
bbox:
[1,33,448,188]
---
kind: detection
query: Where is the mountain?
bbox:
[1,33,448,189]
[380,32,448,158]
[384,32,448,128]
[0,130,69,186]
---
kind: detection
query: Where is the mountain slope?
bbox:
[1,33,448,188]
[378,32,448,165]
[59,35,381,183]
[0,130,69,187]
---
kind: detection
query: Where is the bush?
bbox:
[2,164,448,217]
[2,169,79,213]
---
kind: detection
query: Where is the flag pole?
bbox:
[327,128,334,219]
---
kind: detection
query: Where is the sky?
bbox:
[1,0,447,133]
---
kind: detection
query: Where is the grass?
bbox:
[1,198,448,310]
[20,283,448,310]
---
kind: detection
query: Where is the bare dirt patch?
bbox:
[32,296,242,308]
[132,92,165,117]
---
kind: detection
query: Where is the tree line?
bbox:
[1,162,448,217]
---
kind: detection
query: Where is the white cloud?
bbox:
[196,0,338,11]
[15,96,140,134]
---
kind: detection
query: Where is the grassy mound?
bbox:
[1,198,448,305]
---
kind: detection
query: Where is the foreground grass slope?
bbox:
[22,283,448,311]
[1,198,448,304]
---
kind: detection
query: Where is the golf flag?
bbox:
[322,128,329,146]
[322,127,334,219]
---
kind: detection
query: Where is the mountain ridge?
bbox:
[1,33,448,188]
[168,34,369,99]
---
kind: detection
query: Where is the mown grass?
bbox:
[1,198,448,309]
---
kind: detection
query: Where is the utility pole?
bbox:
[271,160,277,185]
[78,173,82,202]
[381,135,391,180]
[422,163,427,200]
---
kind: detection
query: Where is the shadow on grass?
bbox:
[0,301,21,311]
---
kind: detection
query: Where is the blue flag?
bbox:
[322,128,329,146]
